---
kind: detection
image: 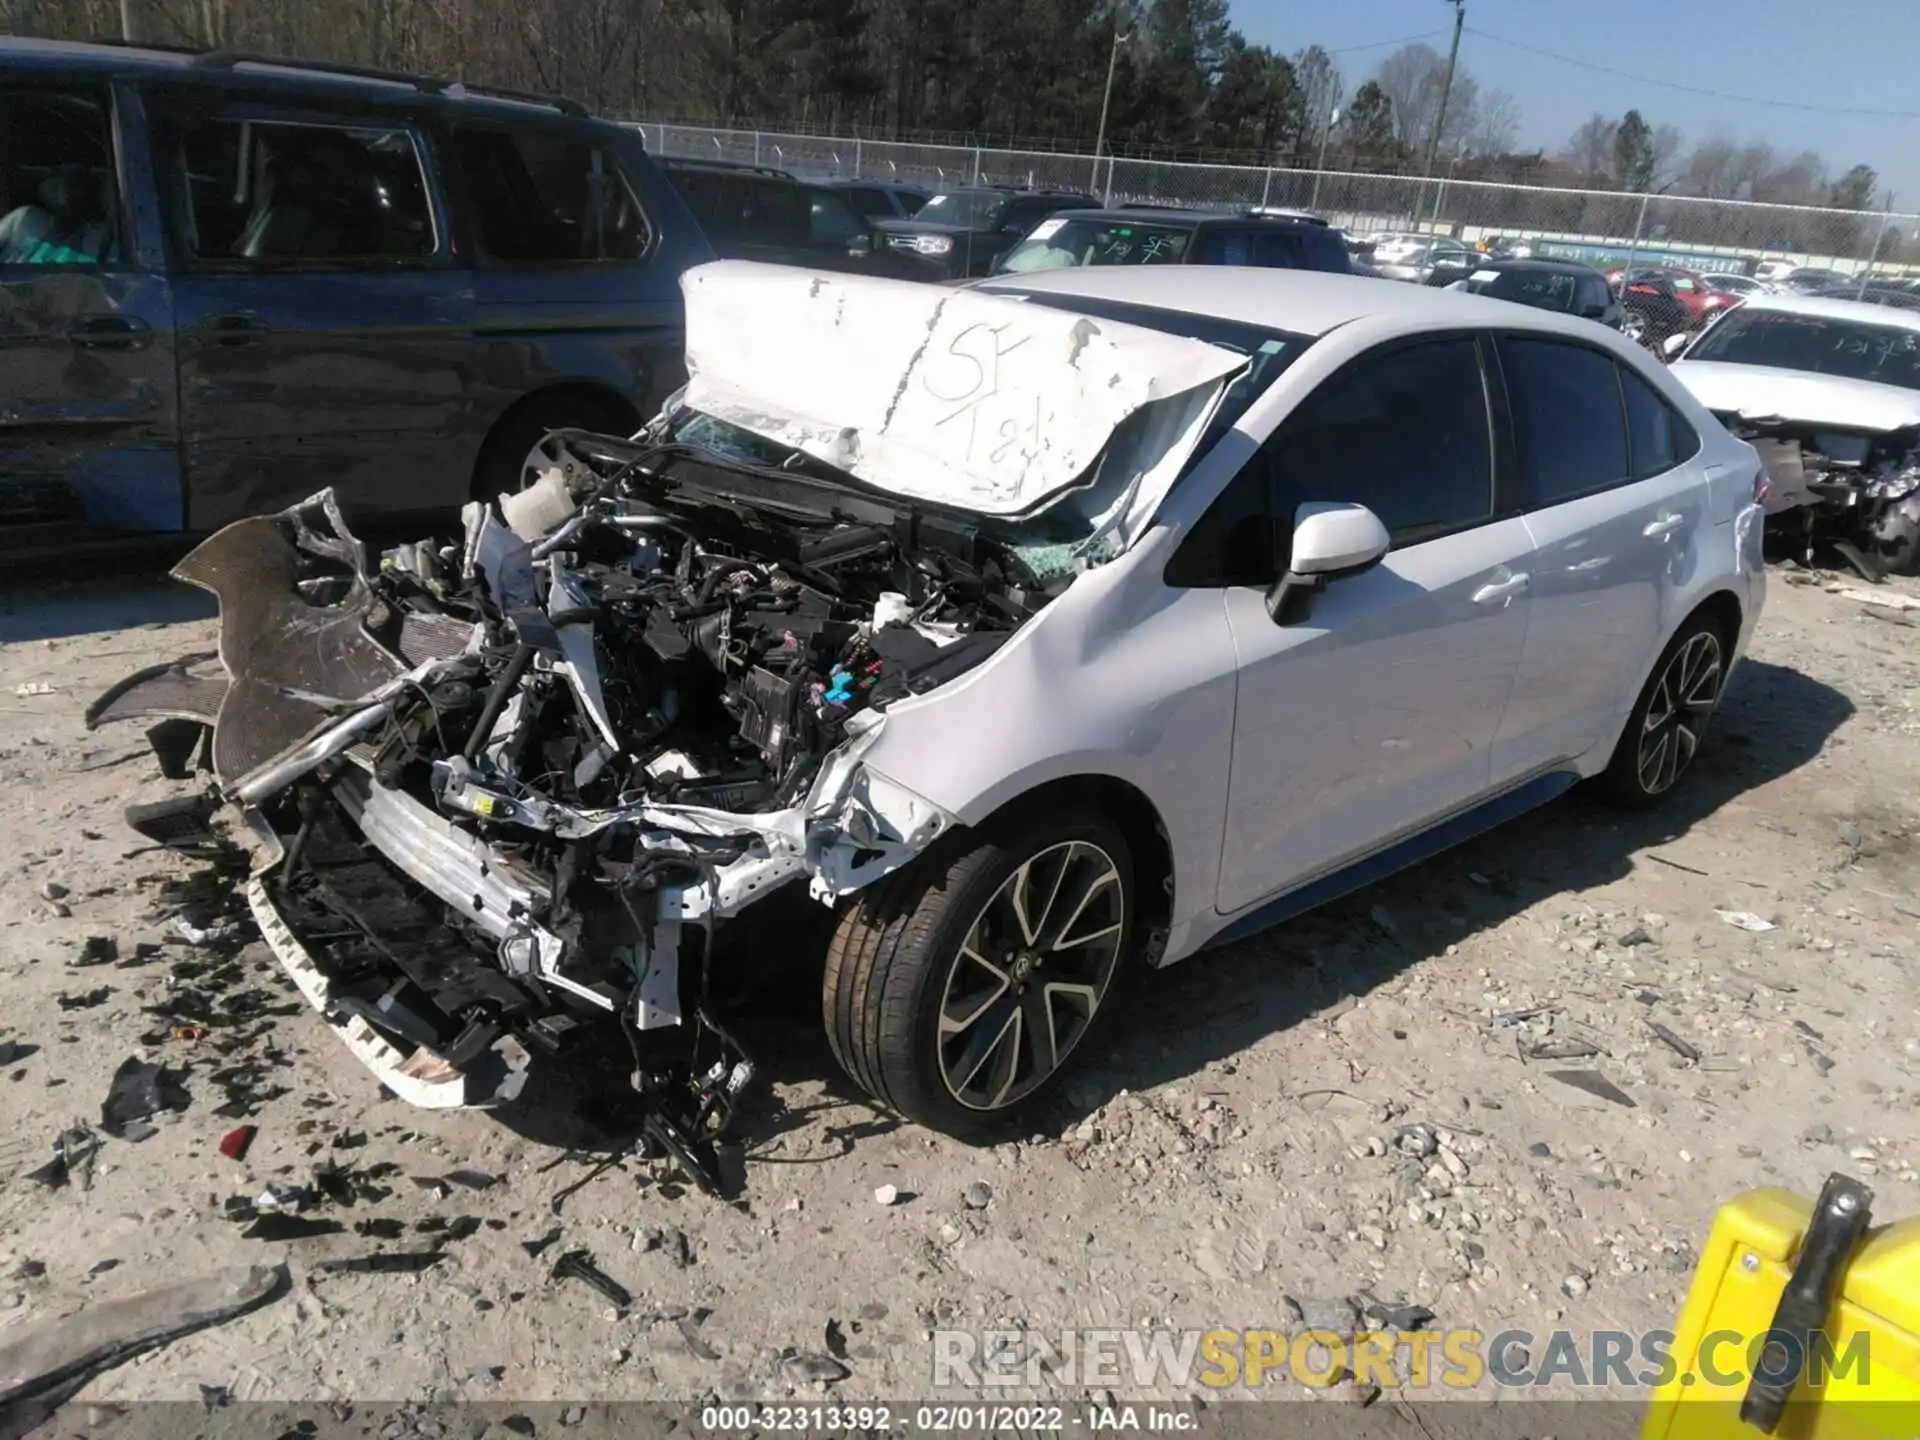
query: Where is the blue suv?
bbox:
[0,38,713,536]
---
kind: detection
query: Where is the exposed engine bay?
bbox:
[87,421,1095,1190]
[1721,414,1920,579]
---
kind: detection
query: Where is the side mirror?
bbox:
[1265,502,1390,625]
[847,232,873,258]
[1661,332,1691,359]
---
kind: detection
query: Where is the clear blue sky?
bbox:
[1232,0,1920,207]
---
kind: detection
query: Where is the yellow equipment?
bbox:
[1644,1173,1920,1439]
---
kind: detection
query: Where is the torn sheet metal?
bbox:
[679,260,1246,519]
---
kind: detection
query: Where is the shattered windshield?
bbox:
[1686,309,1920,390]
[914,190,1006,229]
[996,218,1194,273]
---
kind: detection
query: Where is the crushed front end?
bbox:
[1719,416,1920,578]
[90,437,1058,1184]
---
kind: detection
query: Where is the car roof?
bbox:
[1734,290,1920,332]
[976,266,1619,340]
[0,34,592,123]
[1041,207,1327,230]
[824,177,928,192]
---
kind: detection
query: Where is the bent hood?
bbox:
[1671,360,1920,432]
[678,260,1247,522]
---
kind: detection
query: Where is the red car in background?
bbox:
[1604,265,1743,327]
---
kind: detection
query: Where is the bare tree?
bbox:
[1561,113,1618,185]
[1466,87,1519,157]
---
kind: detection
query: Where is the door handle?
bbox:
[1471,572,1530,605]
[1643,514,1685,539]
[205,313,270,346]
[67,314,152,350]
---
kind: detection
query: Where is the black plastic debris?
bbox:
[87,1259,121,1277]
[313,1162,396,1208]
[330,1130,368,1151]
[27,1127,99,1190]
[0,1040,35,1066]
[240,1214,344,1242]
[444,1169,499,1191]
[72,936,120,968]
[1360,1294,1437,1331]
[312,1250,446,1275]
[199,1384,232,1410]
[520,1226,562,1258]
[551,1250,632,1308]
[1547,1069,1638,1108]
[57,987,113,1012]
[100,1057,189,1138]
[1647,1022,1702,1064]
[354,1218,406,1241]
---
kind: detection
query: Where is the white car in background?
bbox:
[95,265,1768,1142]
[1669,291,1920,573]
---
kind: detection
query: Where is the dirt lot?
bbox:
[0,564,1916,1418]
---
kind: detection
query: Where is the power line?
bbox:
[1325,29,1450,57]
[1466,26,1920,120]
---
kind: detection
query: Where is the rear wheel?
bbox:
[1598,613,1729,809]
[823,806,1134,1136]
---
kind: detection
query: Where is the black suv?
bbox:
[875,187,1101,280]
[0,37,714,537]
[990,206,1353,276]
[659,159,926,279]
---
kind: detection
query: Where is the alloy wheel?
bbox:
[520,432,591,493]
[936,840,1127,1112]
[1637,630,1724,796]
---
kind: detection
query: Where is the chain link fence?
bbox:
[635,122,1920,280]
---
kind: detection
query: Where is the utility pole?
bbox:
[1091,23,1128,191]
[1310,107,1340,210]
[1422,0,1465,180]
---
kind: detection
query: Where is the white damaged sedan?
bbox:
[90,262,1766,1172]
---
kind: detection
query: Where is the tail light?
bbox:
[1752,470,1770,507]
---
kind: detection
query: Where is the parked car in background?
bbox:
[874,186,1099,279]
[1668,292,1920,574]
[1480,235,1534,259]
[659,158,925,280]
[821,177,931,219]
[990,206,1352,276]
[1373,236,1475,284]
[0,36,712,537]
[1806,283,1920,312]
[1610,268,1741,349]
[1777,267,1851,293]
[1450,259,1620,327]
[1753,259,1800,284]
[1702,272,1766,299]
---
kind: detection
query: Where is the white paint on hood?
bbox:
[1671,360,1920,432]
[679,260,1247,521]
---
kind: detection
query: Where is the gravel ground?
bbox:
[0,564,1915,1417]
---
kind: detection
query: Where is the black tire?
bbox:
[823,804,1136,1137]
[472,394,635,504]
[1597,612,1730,810]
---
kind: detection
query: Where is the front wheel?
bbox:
[823,806,1135,1136]
[1597,614,1729,809]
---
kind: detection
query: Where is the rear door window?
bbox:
[0,87,123,267]
[1198,229,1307,268]
[162,110,436,265]
[1497,336,1631,506]
[1620,366,1699,477]
[807,187,868,246]
[449,124,651,264]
